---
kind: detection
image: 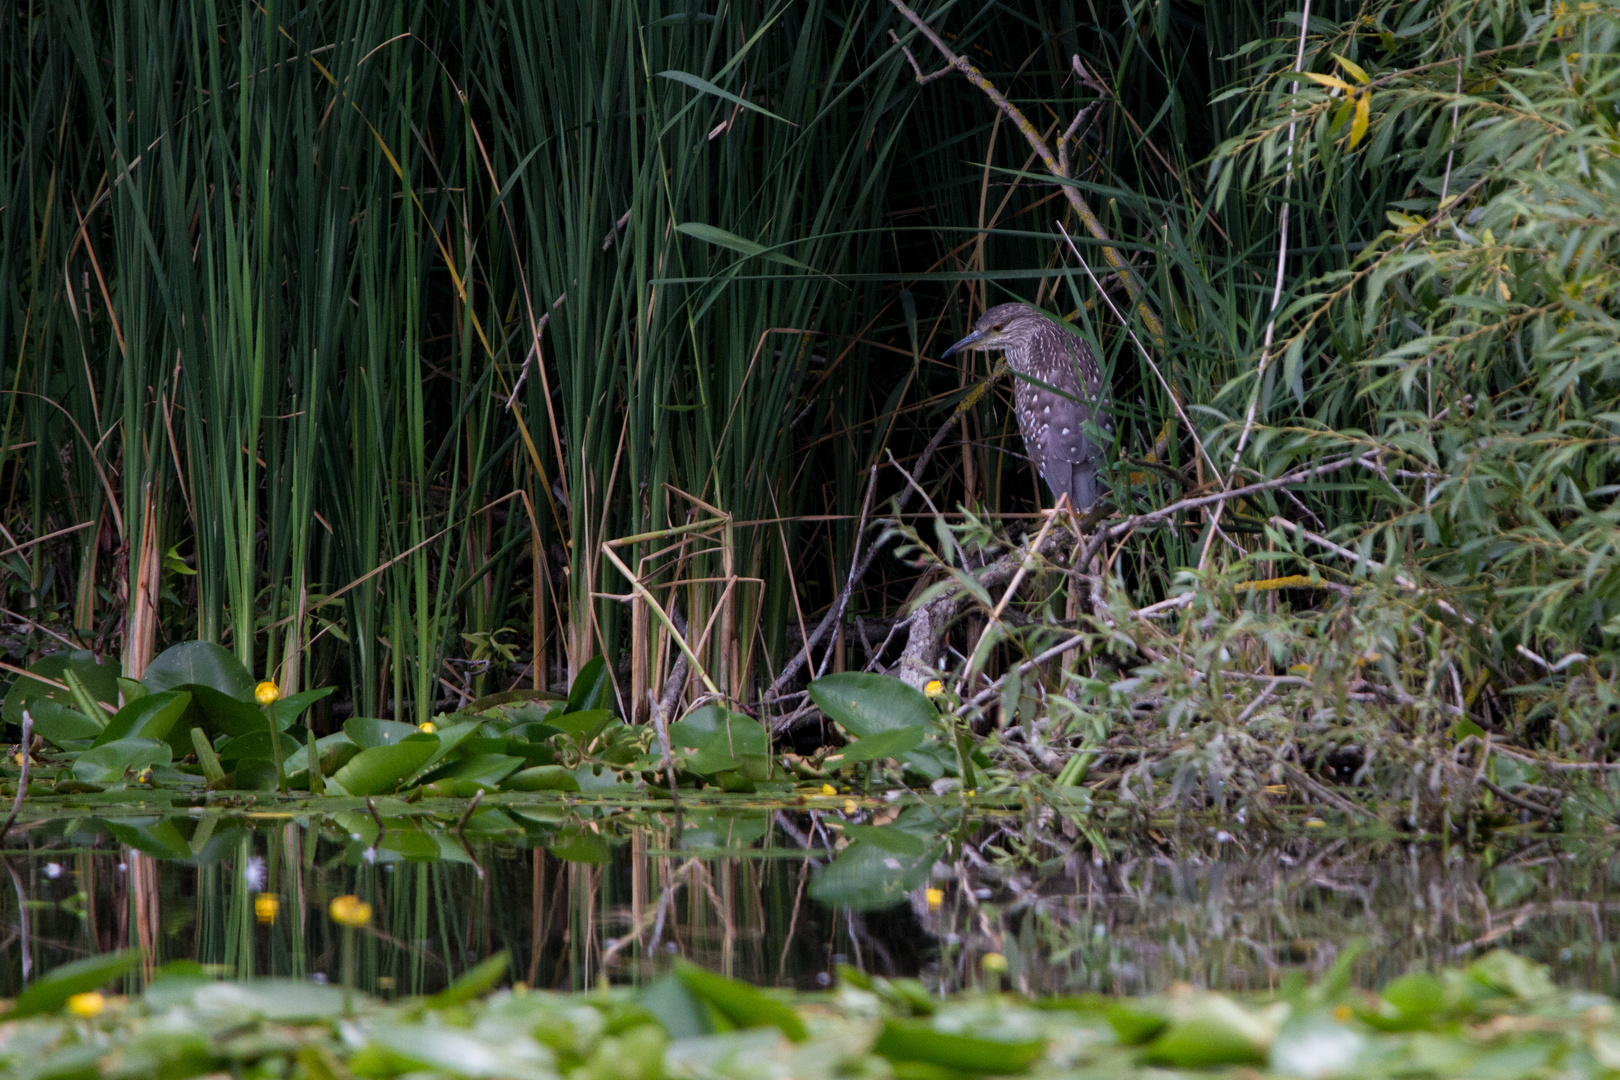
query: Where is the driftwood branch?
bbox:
[767,364,1009,701]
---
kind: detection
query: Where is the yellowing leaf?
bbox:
[1349,93,1370,147]
[1333,53,1371,84]
[1301,71,1353,94]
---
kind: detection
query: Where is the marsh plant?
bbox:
[2,0,1620,820]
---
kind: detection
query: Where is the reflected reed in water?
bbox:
[2,804,1617,998]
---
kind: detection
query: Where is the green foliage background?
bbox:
[3,0,1618,749]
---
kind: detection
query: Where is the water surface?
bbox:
[3,793,1617,998]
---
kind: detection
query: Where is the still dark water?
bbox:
[3,793,1618,999]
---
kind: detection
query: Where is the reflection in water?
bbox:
[2,798,1618,998]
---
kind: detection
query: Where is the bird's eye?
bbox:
[992,324,1004,332]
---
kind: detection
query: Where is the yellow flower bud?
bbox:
[924,679,944,698]
[67,991,105,1017]
[418,721,436,734]
[254,681,282,705]
[981,952,1008,974]
[329,894,372,928]
[925,887,944,910]
[820,783,837,796]
[255,892,280,924]
[843,799,858,815]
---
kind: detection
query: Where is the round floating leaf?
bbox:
[94,690,191,747]
[331,736,440,795]
[418,753,524,787]
[142,641,253,699]
[874,1019,1045,1074]
[675,960,807,1042]
[271,685,336,728]
[808,672,936,737]
[215,729,303,764]
[185,685,267,737]
[503,765,581,792]
[810,840,940,911]
[549,824,611,863]
[344,716,422,749]
[5,949,143,1018]
[835,725,924,765]
[1143,996,1282,1068]
[72,737,172,783]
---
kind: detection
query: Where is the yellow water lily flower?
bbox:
[981,953,1008,974]
[925,887,944,910]
[843,799,858,815]
[924,679,944,697]
[254,681,281,705]
[418,721,436,734]
[67,991,105,1018]
[329,894,372,928]
[255,892,280,924]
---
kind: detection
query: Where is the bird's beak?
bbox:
[940,329,987,359]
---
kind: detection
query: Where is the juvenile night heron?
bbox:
[942,302,1113,510]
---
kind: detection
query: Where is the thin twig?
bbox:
[1074,453,1370,568]
[1,711,32,839]
[886,29,953,84]
[1481,777,1559,817]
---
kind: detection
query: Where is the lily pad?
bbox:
[141,641,253,699]
[72,738,172,783]
[807,672,935,737]
[331,736,440,795]
[810,839,940,911]
[93,690,191,747]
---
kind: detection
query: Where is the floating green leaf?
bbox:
[344,717,422,749]
[93,691,191,747]
[503,765,581,792]
[141,641,253,699]
[429,951,510,1007]
[675,961,806,1042]
[330,736,440,796]
[5,949,143,1018]
[808,673,936,737]
[874,1019,1045,1074]
[72,738,172,783]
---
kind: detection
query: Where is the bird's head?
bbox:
[940,302,1043,358]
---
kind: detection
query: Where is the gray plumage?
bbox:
[941,302,1113,509]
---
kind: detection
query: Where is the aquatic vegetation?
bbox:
[2,945,1616,1079]
[1,642,982,800]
